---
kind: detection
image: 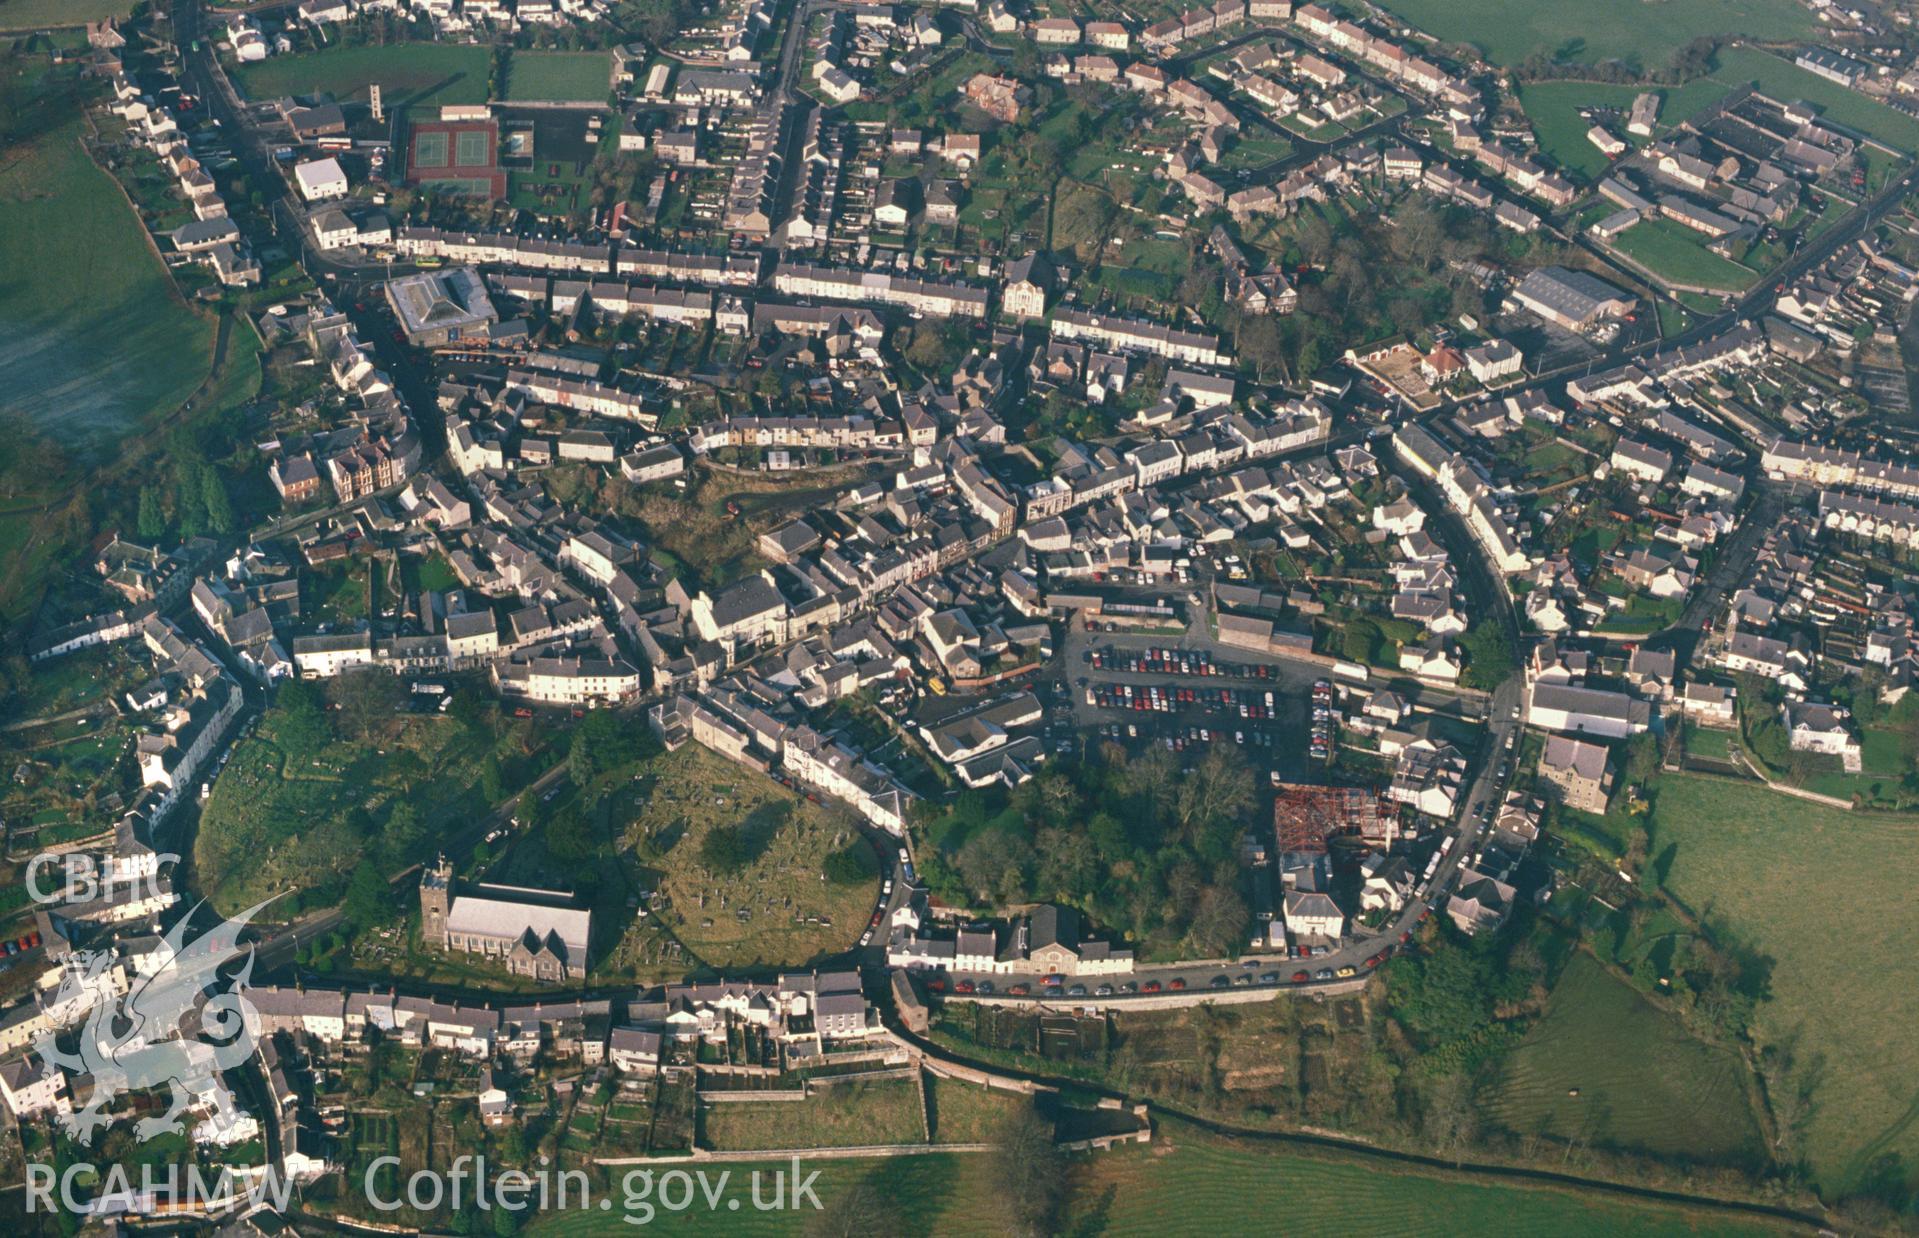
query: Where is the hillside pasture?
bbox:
[1484,952,1764,1165]
[1649,774,1919,1198]
[1370,0,1813,70]
[0,119,216,448]
[0,0,133,31]
[523,1117,1797,1235]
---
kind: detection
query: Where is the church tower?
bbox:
[420,855,454,945]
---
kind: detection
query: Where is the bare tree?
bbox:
[994,1107,1067,1237]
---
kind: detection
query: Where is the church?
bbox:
[420,858,591,983]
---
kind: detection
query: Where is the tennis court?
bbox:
[405,117,506,198]
[428,177,498,197]
[412,130,450,168]
[455,128,491,166]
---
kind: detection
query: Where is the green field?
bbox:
[925,1075,1030,1144]
[0,0,133,30]
[503,50,610,103]
[1371,0,1813,69]
[0,119,216,447]
[233,42,491,110]
[1607,216,1756,292]
[1519,79,1734,180]
[525,1118,1796,1235]
[1709,45,1919,155]
[1485,953,1763,1165]
[700,1078,927,1152]
[1649,774,1919,1198]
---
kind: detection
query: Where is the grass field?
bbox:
[233,42,491,111]
[1606,217,1756,292]
[925,1076,1030,1145]
[700,1078,926,1151]
[602,744,878,972]
[1648,774,1919,1198]
[1518,79,1733,180]
[1709,45,1919,155]
[1484,953,1764,1165]
[504,50,609,103]
[524,1117,1797,1235]
[1371,0,1812,69]
[0,119,216,447]
[0,0,132,30]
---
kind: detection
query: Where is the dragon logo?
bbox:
[35,901,271,1145]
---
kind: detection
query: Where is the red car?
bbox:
[1292,971,1310,984]
[1008,984,1030,996]
[1168,978,1186,991]
[927,979,947,993]
[955,980,975,994]
[1141,980,1162,994]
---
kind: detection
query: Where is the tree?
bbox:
[344,859,390,931]
[449,684,491,736]
[1238,313,1289,383]
[174,459,207,537]
[1114,743,1178,845]
[1459,621,1515,691]
[275,679,332,756]
[1015,769,1080,828]
[517,787,551,832]
[805,1175,901,1237]
[1174,745,1255,860]
[336,671,405,740]
[1036,826,1098,901]
[137,486,167,540]
[202,467,235,535]
[1295,332,1323,381]
[382,800,426,864]
[823,841,879,885]
[955,829,1034,903]
[1622,732,1659,786]
[479,753,505,804]
[547,803,596,862]
[569,708,637,787]
[993,1108,1066,1236]
[904,320,969,372]
[386,748,428,795]
[1188,880,1250,956]
[702,824,751,874]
